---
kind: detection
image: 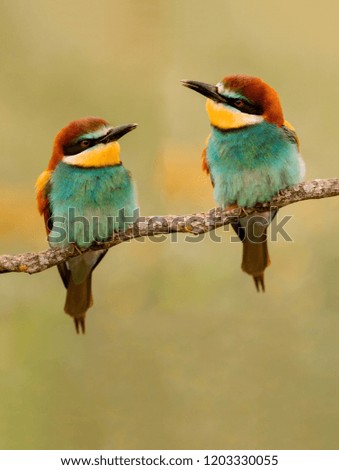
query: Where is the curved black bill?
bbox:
[99,123,138,143]
[181,80,224,103]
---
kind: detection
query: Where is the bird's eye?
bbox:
[234,99,244,107]
[80,140,90,148]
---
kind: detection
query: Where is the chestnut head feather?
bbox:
[48,117,109,170]
[219,75,284,125]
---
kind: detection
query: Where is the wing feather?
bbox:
[36,170,53,234]
[282,120,300,151]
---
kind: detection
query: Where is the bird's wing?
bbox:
[201,146,210,175]
[201,133,211,174]
[282,120,300,151]
[36,169,53,234]
[202,134,215,187]
[36,169,71,287]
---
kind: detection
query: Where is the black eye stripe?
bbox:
[63,130,113,156]
[63,139,96,156]
[223,96,263,116]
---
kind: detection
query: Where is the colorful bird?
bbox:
[36,117,138,333]
[182,75,305,291]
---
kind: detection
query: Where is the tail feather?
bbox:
[74,318,86,335]
[58,250,107,333]
[232,210,275,292]
[253,273,265,293]
[64,274,93,334]
[241,237,270,293]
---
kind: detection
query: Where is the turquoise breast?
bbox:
[49,162,138,248]
[207,121,303,208]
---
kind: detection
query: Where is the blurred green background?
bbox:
[0,0,338,450]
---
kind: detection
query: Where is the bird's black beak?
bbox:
[100,123,138,144]
[181,80,225,103]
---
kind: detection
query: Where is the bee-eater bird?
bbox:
[36,117,138,333]
[182,75,305,291]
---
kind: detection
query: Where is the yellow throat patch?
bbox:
[206,99,263,130]
[62,141,121,167]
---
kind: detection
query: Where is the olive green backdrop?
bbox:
[0,0,338,450]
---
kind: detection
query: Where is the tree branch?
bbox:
[1,178,338,275]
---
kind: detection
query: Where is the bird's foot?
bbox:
[238,207,249,217]
[71,243,83,256]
